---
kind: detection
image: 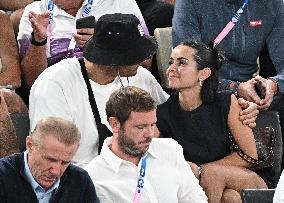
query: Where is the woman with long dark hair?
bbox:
[156,41,271,203]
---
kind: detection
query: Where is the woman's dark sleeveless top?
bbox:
[156,91,232,164]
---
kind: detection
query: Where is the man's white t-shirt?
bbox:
[29,58,169,167]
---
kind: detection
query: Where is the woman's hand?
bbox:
[238,98,259,128]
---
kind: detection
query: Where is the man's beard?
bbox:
[118,129,151,157]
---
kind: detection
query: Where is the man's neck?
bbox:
[84,59,117,85]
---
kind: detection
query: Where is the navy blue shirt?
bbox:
[173,0,284,93]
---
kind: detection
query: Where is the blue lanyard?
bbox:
[214,0,249,46]
[47,0,54,48]
[231,0,249,23]
[48,0,54,21]
[133,157,147,203]
[82,0,94,17]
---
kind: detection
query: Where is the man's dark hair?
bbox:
[106,86,156,125]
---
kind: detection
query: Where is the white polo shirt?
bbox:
[85,137,208,203]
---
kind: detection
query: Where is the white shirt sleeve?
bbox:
[273,170,284,203]
[148,74,169,105]
[175,143,208,203]
[136,67,169,105]
[29,79,73,131]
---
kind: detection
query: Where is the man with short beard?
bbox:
[0,117,99,203]
[85,86,208,203]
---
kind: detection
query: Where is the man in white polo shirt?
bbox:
[85,86,208,203]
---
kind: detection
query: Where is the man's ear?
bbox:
[108,117,120,133]
[26,136,33,152]
[199,67,211,80]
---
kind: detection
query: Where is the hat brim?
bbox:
[83,36,158,66]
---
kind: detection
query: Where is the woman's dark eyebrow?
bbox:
[176,57,189,61]
[169,57,189,61]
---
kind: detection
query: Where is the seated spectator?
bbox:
[0,11,21,89]
[85,86,208,203]
[273,170,284,203]
[17,0,148,88]
[0,90,19,158]
[156,41,270,203]
[0,116,100,203]
[29,13,168,167]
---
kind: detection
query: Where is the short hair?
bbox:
[180,40,226,103]
[106,86,156,125]
[31,117,81,147]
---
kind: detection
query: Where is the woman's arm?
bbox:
[203,94,258,168]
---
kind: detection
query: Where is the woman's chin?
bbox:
[168,82,179,90]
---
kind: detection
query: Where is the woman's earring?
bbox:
[199,78,203,87]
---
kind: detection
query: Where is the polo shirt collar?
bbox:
[101,137,157,173]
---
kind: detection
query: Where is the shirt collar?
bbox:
[101,137,157,173]
[23,151,60,194]
[147,144,157,159]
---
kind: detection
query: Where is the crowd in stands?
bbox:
[1,0,284,202]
